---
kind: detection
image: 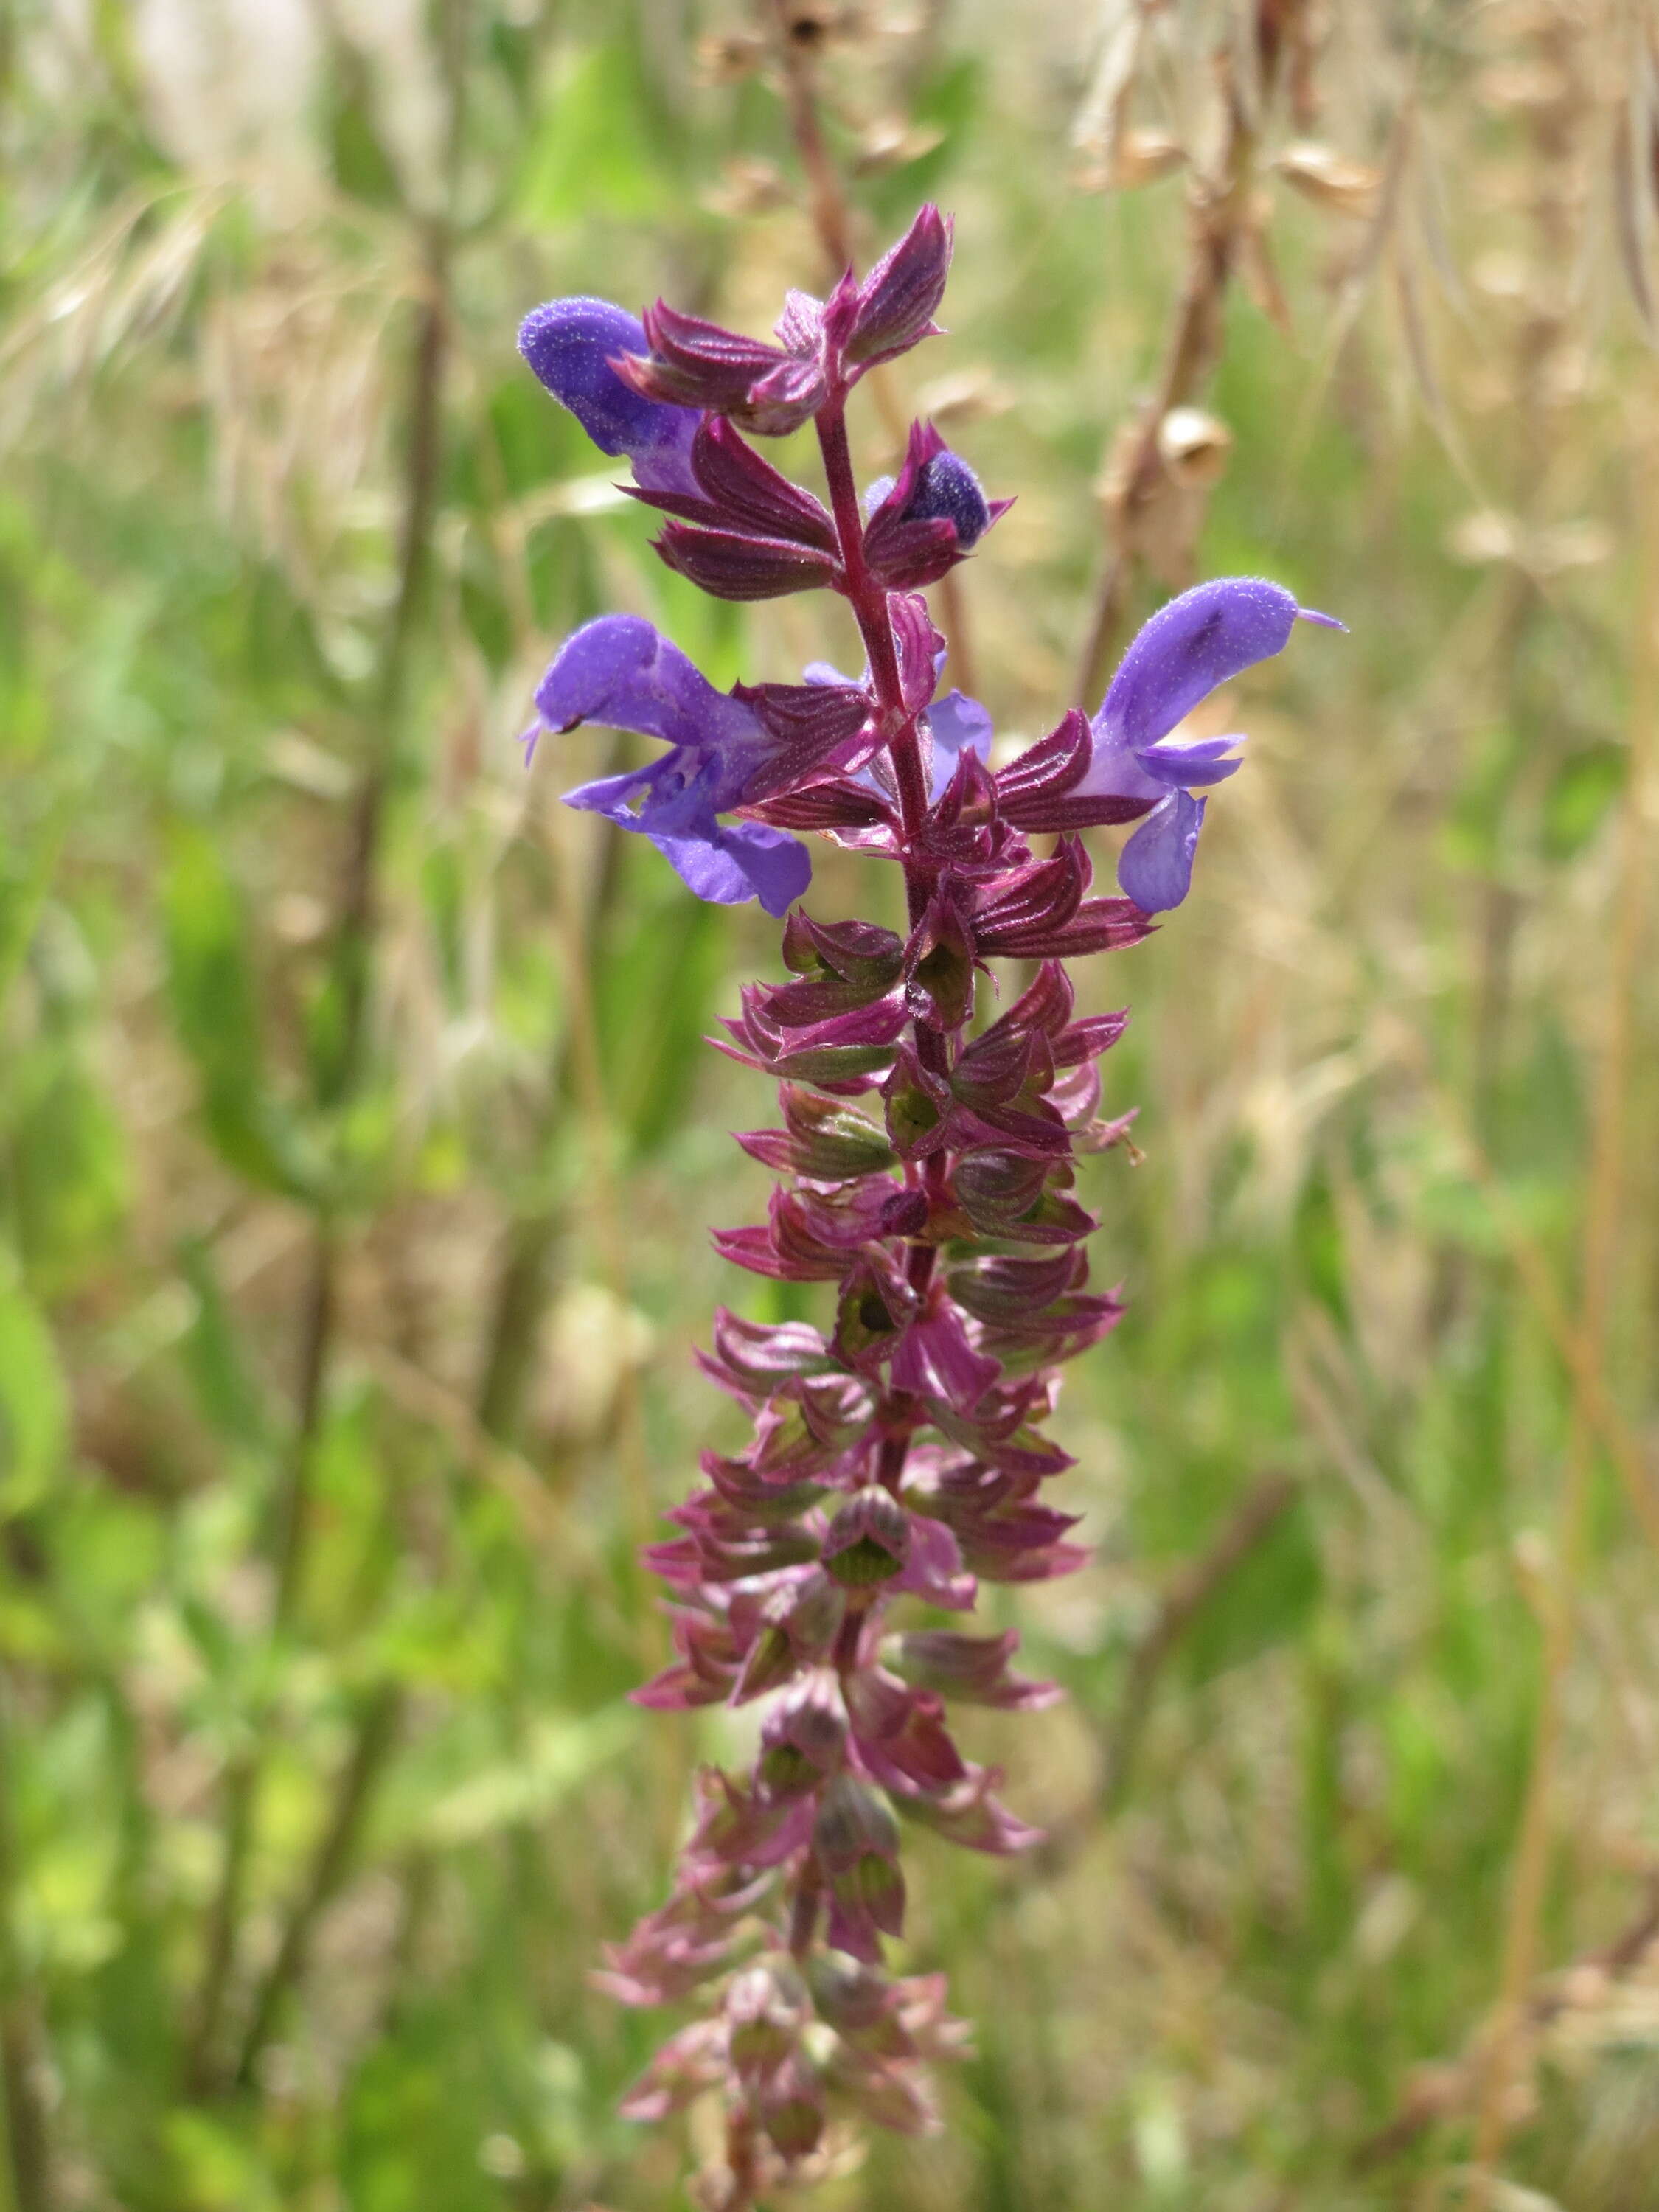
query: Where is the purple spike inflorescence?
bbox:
[520,207,1338,2207]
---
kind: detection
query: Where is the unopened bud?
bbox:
[732,1619,799,1705]
[783,1571,844,1659]
[813,1772,900,1872]
[883,1049,947,1158]
[726,1963,804,2081]
[851,1848,906,1937]
[823,1487,910,1587]
[844,204,953,371]
[763,1668,847,1773]
[759,2049,824,2158]
[806,1952,892,2034]
[905,881,978,1032]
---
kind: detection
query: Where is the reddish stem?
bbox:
[815,398,932,892]
[814,390,953,1488]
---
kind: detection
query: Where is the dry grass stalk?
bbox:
[1074,0,1336,703]
[1068,1467,1299,1851]
[1467,397,1659,2188]
[1462,1,1601,1143]
[1394,1032,1659,1568]
[1356,1871,1659,2172]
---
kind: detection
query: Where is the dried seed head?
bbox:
[1156,406,1234,490]
[703,158,795,218]
[914,368,1015,425]
[776,0,858,52]
[1273,141,1383,220]
[1475,59,1572,115]
[695,30,767,83]
[853,117,946,175]
[1447,510,1613,577]
[1077,127,1187,193]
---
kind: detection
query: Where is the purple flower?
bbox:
[886,445,994,547]
[521,208,1345,2210]
[518,296,700,494]
[804,625,990,807]
[925,688,994,799]
[1079,577,1342,911]
[529,616,813,916]
[862,422,1009,589]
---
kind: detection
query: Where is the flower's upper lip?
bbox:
[1095,576,1313,751]
[517,296,702,495]
[1067,577,1341,908]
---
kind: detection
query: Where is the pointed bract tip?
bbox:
[844,204,956,372]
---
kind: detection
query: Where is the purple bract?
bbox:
[518,204,1338,2207]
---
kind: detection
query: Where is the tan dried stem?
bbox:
[1470,0,1598,1144]
[1354,1869,1659,2171]
[1030,1467,1301,1874]
[766,0,856,273]
[1466,400,1659,2188]
[1076,14,1293,705]
[1403,1039,1659,1566]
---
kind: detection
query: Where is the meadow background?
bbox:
[4,1,1659,2206]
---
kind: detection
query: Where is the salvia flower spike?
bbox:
[520,203,1339,2204]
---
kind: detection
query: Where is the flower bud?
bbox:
[654,521,838,602]
[844,204,953,369]
[904,875,978,1032]
[832,1262,912,1372]
[758,1668,847,1797]
[806,1951,894,2035]
[882,1047,949,1159]
[813,1772,900,1873]
[731,1615,800,1705]
[846,1848,906,1938]
[725,1961,805,2081]
[759,2049,824,2159]
[822,1486,910,1587]
[731,1571,843,1703]
[897,447,992,548]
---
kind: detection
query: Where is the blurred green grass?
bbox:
[2,2,1658,2208]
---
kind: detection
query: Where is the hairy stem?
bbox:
[816,400,924,836]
